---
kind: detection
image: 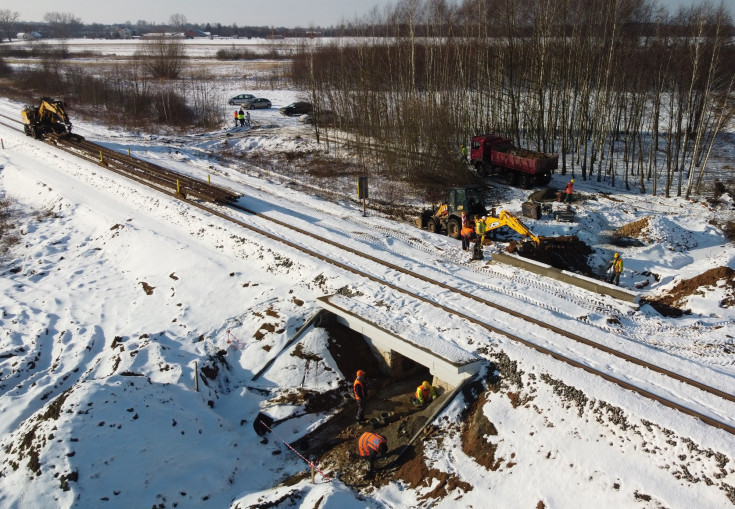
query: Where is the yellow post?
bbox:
[176,179,181,196]
[311,464,315,484]
[128,147,131,156]
[208,174,211,184]
[99,151,103,164]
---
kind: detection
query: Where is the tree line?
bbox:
[291,0,735,199]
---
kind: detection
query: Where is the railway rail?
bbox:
[3,117,734,436]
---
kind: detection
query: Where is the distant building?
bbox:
[17,32,42,40]
[184,29,207,39]
[111,27,133,39]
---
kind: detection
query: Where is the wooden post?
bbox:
[176,179,181,196]
[194,361,199,392]
[1,139,4,149]
[311,464,315,484]
[357,176,368,217]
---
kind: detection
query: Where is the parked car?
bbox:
[279,101,313,116]
[242,98,272,110]
[228,94,256,106]
[298,110,337,125]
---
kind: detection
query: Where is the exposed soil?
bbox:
[506,235,596,275]
[392,440,473,500]
[461,390,499,470]
[614,216,650,239]
[645,266,735,317]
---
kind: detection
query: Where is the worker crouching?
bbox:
[358,432,388,475]
[410,380,437,408]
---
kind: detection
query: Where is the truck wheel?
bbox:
[475,162,487,177]
[427,218,439,233]
[447,218,461,239]
[519,174,531,189]
[505,171,517,186]
[24,125,32,137]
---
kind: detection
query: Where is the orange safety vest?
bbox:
[566,183,573,194]
[613,258,623,273]
[358,432,386,457]
[353,378,364,400]
[415,384,436,403]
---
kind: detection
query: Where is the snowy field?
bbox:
[0,43,735,507]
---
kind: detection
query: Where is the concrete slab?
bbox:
[316,295,482,388]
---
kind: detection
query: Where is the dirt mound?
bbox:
[614,217,650,238]
[393,441,473,500]
[645,266,735,317]
[527,187,559,202]
[507,235,595,275]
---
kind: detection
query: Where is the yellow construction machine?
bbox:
[471,209,542,260]
[21,98,73,139]
[482,210,541,246]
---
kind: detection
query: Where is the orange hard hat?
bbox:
[356,370,365,377]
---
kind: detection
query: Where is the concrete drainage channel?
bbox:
[492,251,639,305]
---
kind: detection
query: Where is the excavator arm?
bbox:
[483,210,541,245]
[38,99,72,129]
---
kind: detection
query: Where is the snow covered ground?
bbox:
[1,83,735,509]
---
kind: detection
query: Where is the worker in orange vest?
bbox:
[564,179,574,203]
[460,212,474,251]
[233,109,238,127]
[358,432,387,473]
[354,369,366,422]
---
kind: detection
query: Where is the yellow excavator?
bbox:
[471,209,542,260]
[21,98,73,139]
[482,210,541,246]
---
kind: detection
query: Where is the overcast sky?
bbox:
[13,0,735,28]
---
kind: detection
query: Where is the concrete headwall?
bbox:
[317,296,482,389]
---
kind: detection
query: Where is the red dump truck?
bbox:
[470,134,557,189]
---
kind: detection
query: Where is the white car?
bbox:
[228,94,256,106]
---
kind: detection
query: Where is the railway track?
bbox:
[2,117,734,436]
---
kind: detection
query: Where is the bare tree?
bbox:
[43,12,82,39]
[136,35,186,79]
[0,9,19,42]
[169,13,187,33]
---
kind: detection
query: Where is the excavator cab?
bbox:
[448,186,485,218]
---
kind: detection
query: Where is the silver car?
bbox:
[242,98,272,110]
[228,94,256,106]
